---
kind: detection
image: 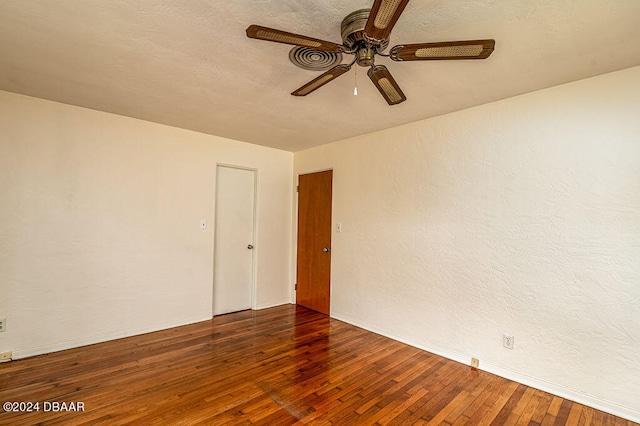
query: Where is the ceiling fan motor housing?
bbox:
[341,9,389,66]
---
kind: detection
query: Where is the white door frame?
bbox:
[213,164,258,314]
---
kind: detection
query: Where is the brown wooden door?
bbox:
[296,170,332,315]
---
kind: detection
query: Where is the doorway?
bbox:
[213,165,256,315]
[296,170,333,315]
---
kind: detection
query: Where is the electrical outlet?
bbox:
[503,334,514,349]
[0,318,5,332]
[0,352,12,361]
[471,358,479,369]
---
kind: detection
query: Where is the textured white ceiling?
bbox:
[1,0,640,152]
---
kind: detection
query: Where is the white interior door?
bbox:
[213,166,255,315]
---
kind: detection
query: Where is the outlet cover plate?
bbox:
[503,334,514,349]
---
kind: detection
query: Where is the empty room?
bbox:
[1,0,639,424]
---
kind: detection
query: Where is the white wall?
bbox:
[294,66,640,421]
[0,90,293,359]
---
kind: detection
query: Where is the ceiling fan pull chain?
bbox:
[354,66,358,96]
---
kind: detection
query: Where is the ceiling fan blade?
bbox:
[390,39,495,61]
[246,25,343,52]
[291,64,351,97]
[364,0,410,42]
[367,65,406,105]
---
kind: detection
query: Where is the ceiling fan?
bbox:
[246,0,495,105]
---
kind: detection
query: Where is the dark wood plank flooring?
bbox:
[0,305,636,425]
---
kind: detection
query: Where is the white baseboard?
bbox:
[330,310,640,424]
[13,304,296,360]
[11,306,638,422]
[254,300,292,310]
[12,315,212,360]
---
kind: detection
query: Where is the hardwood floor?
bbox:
[0,305,636,425]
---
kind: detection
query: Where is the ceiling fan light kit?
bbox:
[246,0,495,105]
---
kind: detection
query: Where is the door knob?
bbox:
[247,244,254,249]
[323,247,330,252]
